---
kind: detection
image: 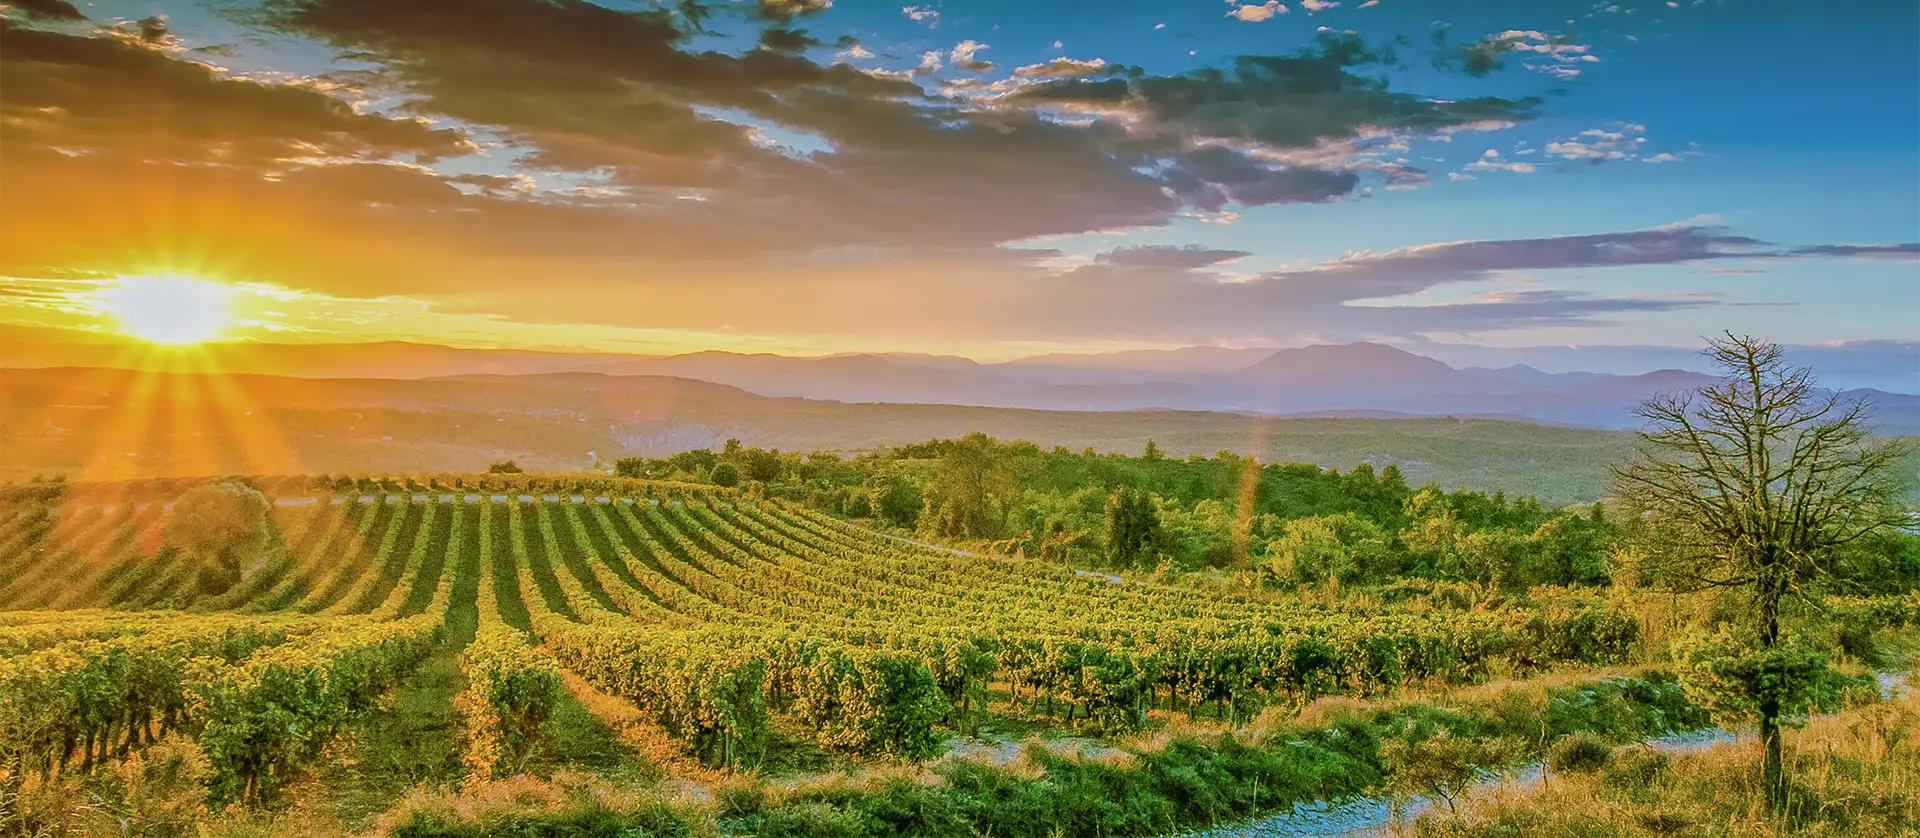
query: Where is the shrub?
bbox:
[1546,733,1612,774]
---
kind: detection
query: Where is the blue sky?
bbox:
[1,0,1914,360]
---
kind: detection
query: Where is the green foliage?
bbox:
[485,461,523,474]
[1671,626,1857,730]
[1103,486,1162,569]
[871,477,922,529]
[1383,730,1517,813]
[455,625,562,782]
[921,433,1011,540]
[1545,732,1612,774]
[710,462,743,488]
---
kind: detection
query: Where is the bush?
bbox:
[1546,733,1612,774]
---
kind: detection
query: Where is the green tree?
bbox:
[487,460,523,474]
[740,448,784,483]
[709,462,743,488]
[1519,514,1610,587]
[872,477,923,529]
[924,432,1009,539]
[1104,486,1162,568]
[1270,515,1347,585]
[165,482,273,595]
[612,457,648,478]
[1610,333,1908,810]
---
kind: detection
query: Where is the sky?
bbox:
[0,0,1915,362]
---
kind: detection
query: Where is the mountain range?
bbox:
[3,328,1915,431]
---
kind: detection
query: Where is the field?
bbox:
[0,474,1719,836]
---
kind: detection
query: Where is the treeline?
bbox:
[610,432,1920,595]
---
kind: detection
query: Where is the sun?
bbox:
[99,275,236,345]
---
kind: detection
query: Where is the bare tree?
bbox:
[1610,333,1908,810]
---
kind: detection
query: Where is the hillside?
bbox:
[7,334,1912,428]
[2,366,1634,501]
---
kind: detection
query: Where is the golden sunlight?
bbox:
[98,275,235,345]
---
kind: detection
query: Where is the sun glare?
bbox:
[99,275,235,345]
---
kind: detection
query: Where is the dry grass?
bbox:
[372,769,715,837]
[1393,684,1920,837]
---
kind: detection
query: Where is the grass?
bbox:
[375,668,1713,837]
[1391,681,1920,837]
[314,639,471,830]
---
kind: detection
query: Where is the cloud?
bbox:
[2,0,1581,347]
[1463,150,1536,174]
[1014,32,1541,150]
[1439,26,1597,80]
[1300,0,1339,12]
[835,37,873,59]
[1532,124,1699,168]
[1094,245,1251,269]
[1789,244,1920,261]
[1011,56,1107,78]
[949,39,994,72]
[5,0,85,20]
[1229,2,1287,23]
[1160,145,1362,208]
[901,4,938,25]
[757,0,832,21]
[0,20,472,169]
[931,221,1776,343]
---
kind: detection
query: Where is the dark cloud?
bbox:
[135,15,171,44]
[1163,145,1361,209]
[758,27,820,53]
[243,0,1537,249]
[0,20,471,167]
[1016,32,1542,149]
[5,0,85,20]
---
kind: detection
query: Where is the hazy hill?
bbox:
[2,366,1637,501]
[5,328,1911,430]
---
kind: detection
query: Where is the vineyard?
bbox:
[2,475,1657,832]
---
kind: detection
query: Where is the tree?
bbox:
[487,460,524,474]
[612,457,648,478]
[1104,487,1162,568]
[740,448,784,483]
[709,462,742,488]
[872,477,923,529]
[1609,333,1907,810]
[924,432,1009,539]
[165,482,273,595]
